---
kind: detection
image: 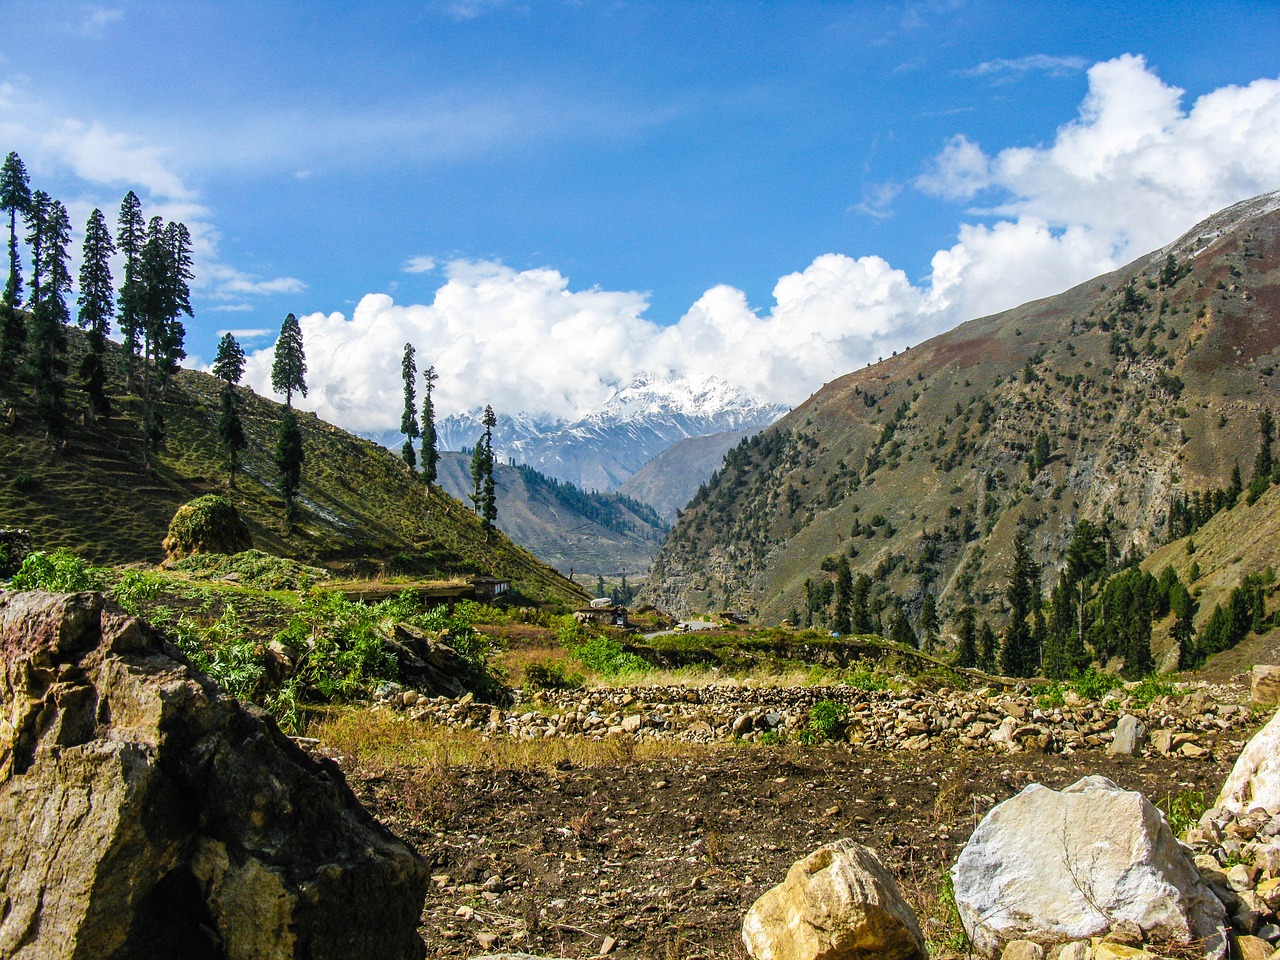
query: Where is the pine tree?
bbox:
[77,208,116,419]
[271,313,307,407]
[831,557,852,634]
[850,573,872,633]
[919,593,939,654]
[954,607,978,668]
[1000,532,1041,677]
[276,407,305,529]
[888,599,916,648]
[213,333,247,488]
[400,342,419,468]
[26,194,72,435]
[977,619,997,673]
[0,152,31,382]
[155,220,191,390]
[421,364,439,485]
[480,405,497,535]
[115,191,147,374]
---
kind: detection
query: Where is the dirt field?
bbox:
[342,717,1256,960]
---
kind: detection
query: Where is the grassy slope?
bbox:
[1143,483,1280,678]
[647,194,1280,626]
[0,330,587,606]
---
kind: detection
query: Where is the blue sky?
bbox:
[3,0,1280,432]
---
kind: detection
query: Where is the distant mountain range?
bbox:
[434,452,667,577]
[435,373,788,494]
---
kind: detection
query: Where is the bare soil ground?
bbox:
[342,718,1257,960]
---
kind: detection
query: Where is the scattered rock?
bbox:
[0,589,429,959]
[742,838,927,960]
[952,775,1226,958]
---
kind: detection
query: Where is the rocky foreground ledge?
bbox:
[0,590,429,960]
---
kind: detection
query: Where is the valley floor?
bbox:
[331,701,1259,960]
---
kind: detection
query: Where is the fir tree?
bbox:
[0,151,31,382]
[850,573,872,633]
[977,619,998,674]
[888,599,916,648]
[919,593,939,654]
[115,191,147,374]
[1248,409,1275,504]
[155,220,191,390]
[77,208,116,419]
[1000,532,1041,677]
[213,333,247,488]
[400,342,419,468]
[953,607,978,668]
[276,407,305,529]
[480,405,498,535]
[421,364,439,485]
[26,194,72,435]
[831,557,852,634]
[271,313,307,407]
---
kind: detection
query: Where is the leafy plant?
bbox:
[10,549,105,592]
[801,699,847,743]
[1156,788,1207,836]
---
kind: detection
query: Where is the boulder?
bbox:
[952,775,1227,958]
[0,589,429,959]
[1252,667,1280,707]
[1217,708,1280,818]
[1108,714,1148,756]
[742,838,926,960]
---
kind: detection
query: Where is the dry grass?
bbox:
[309,705,729,778]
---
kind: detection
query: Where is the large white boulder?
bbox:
[952,775,1226,958]
[1216,707,1280,817]
[742,838,926,960]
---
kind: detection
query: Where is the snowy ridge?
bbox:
[435,374,788,493]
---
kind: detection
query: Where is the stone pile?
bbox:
[379,681,1251,756]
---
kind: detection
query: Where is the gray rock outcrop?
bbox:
[741,838,926,960]
[0,589,429,960]
[951,775,1226,959]
[1217,707,1280,818]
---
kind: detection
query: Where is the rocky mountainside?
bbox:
[434,451,666,577]
[617,425,764,524]
[0,331,585,605]
[644,192,1280,625]
[436,373,787,493]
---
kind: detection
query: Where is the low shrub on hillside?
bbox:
[799,698,847,744]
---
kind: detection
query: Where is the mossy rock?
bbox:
[163,496,253,559]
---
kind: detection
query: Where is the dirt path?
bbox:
[345,723,1252,960]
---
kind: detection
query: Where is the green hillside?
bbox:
[645,193,1280,632]
[0,328,587,606]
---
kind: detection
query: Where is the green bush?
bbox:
[566,633,649,677]
[10,550,105,592]
[1156,788,1206,836]
[162,495,253,559]
[1068,667,1123,701]
[802,699,847,743]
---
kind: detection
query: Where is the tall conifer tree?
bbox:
[1000,532,1041,677]
[26,195,72,435]
[400,343,419,468]
[77,208,115,419]
[213,333,247,488]
[421,364,439,485]
[115,191,146,373]
[271,313,307,407]
[0,152,31,381]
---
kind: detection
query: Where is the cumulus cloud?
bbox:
[241,55,1280,438]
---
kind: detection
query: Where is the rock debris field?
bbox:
[341,680,1266,959]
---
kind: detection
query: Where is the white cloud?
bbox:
[0,77,304,305]
[219,327,273,340]
[79,6,124,37]
[241,55,1280,439]
[403,256,437,274]
[963,54,1087,79]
